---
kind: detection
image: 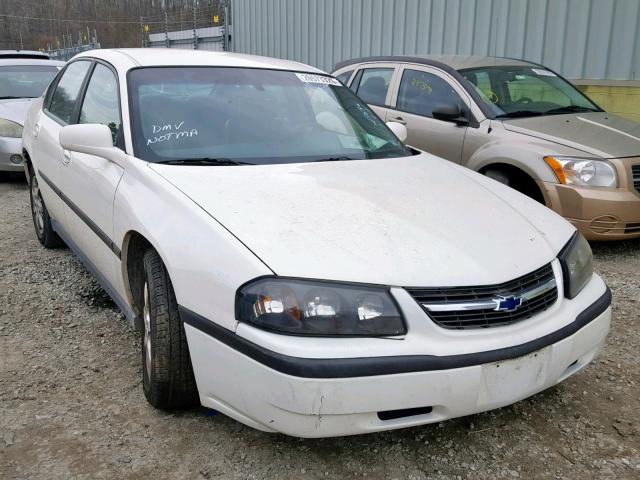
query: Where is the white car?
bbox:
[22,49,611,438]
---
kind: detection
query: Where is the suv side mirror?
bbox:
[432,104,469,126]
[59,124,125,164]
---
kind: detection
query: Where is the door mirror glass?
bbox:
[59,124,124,163]
[386,121,407,142]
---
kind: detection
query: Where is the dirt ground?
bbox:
[1,176,638,479]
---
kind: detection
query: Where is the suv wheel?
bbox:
[142,248,199,409]
[28,168,64,248]
[484,168,545,204]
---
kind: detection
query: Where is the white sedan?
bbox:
[22,49,611,438]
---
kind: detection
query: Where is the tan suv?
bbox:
[333,56,640,240]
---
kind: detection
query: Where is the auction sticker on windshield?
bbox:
[295,73,341,86]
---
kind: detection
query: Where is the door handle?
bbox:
[61,149,71,165]
[33,122,40,138]
[389,117,406,125]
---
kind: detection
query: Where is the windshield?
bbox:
[459,65,601,119]
[0,65,59,99]
[128,67,410,164]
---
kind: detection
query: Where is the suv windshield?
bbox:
[459,65,601,119]
[128,67,409,164]
[0,65,59,99]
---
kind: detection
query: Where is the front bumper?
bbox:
[543,158,640,240]
[0,136,24,172]
[183,277,611,437]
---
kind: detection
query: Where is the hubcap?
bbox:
[143,282,152,380]
[31,177,45,236]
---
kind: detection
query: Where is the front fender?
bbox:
[113,160,273,332]
[466,143,558,184]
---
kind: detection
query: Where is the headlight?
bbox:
[0,119,23,138]
[544,156,617,187]
[236,278,406,336]
[558,232,593,299]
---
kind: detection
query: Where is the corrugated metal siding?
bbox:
[231,0,640,81]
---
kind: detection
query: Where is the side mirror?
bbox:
[59,124,124,164]
[386,121,408,142]
[432,104,469,126]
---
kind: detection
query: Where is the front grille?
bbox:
[632,164,640,193]
[405,263,558,330]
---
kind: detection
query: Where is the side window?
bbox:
[355,68,394,106]
[462,70,495,102]
[79,64,121,145]
[396,69,463,118]
[43,68,64,107]
[48,61,92,124]
[335,69,354,85]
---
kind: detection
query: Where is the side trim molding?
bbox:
[180,287,611,379]
[38,170,121,258]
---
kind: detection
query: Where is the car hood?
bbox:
[0,97,36,125]
[502,112,640,159]
[150,154,573,286]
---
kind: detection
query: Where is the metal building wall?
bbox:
[230,0,640,81]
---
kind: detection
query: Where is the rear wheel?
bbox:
[142,248,199,409]
[28,168,64,248]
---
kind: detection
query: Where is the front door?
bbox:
[58,62,125,292]
[386,65,472,163]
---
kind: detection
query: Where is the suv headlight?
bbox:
[558,232,593,299]
[544,156,617,187]
[0,119,23,138]
[236,277,406,336]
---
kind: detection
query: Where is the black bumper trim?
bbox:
[180,287,611,379]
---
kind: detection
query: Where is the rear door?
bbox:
[32,60,92,222]
[58,61,125,290]
[386,65,472,162]
[349,64,398,121]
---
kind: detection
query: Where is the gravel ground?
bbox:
[1,176,639,479]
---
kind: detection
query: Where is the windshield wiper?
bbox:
[313,156,355,162]
[0,96,34,100]
[495,110,544,119]
[545,105,600,115]
[157,158,253,166]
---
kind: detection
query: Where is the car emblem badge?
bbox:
[493,295,523,312]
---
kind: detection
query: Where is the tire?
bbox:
[142,248,199,409]
[28,168,64,248]
[484,168,514,188]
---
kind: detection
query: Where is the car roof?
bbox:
[334,55,538,72]
[0,58,65,67]
[74,48,324,74]
[0,50,50,59]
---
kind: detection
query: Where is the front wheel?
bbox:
[484,168,545,204]
[142,248,199,409]
[28,168,64,248]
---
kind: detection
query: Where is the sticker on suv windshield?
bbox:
[531,68,556,77]
[295,73,341,86]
